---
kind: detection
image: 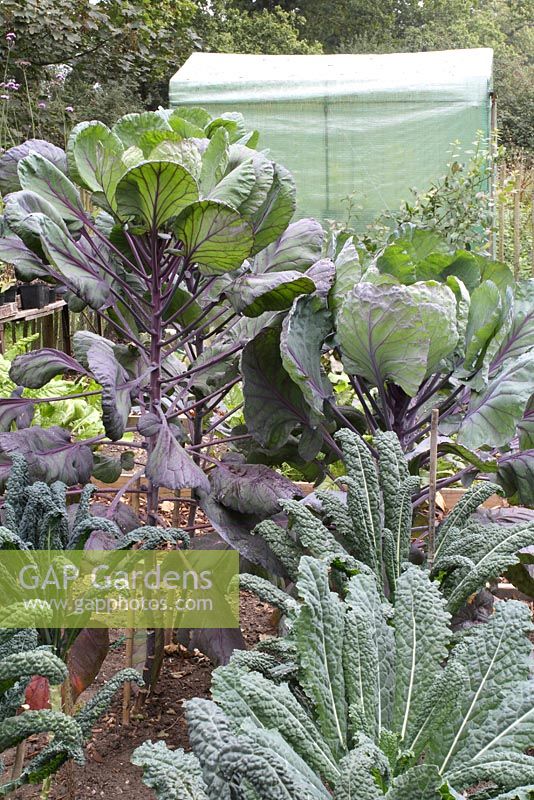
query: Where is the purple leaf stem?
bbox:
[81,214,147,279]
[204,402,243,434]
[122,231,151,282]
[164,277,218,327]
[108,467,145,513]
[202,312,239,343]
[15,389,103,404]
[187,433,253,450]
[78,229,151,323]
[163,301,222,348]
[168,376,242,419]
[412,467,476,508]
[96,306,147,350]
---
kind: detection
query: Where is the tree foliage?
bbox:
[2,0,529,151]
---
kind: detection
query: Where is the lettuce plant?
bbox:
[245,428,534,609]
[133,559,534,799]
[0,626,142,796]
[0,110,323,525]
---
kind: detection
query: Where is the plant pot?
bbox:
[0,287,16,304]
[18,284,49,310]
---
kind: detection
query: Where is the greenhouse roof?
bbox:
[170,49,493,105]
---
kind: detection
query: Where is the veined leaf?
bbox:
[490,280,534,372]
[408,282,458,374]
[9,348,87,389]
[294,557,348,758]
[250,163,296,255]
[167,112,206,139]
[242,325,320,451]
[329,237,362,313]
[467,681,534,764]
[115,160,198,229]
[392,568,450,744]
[0,139,67,194]
[138,129,184,155]
[385,765,443,799]
[171,106,212,129]
[441,522,534,614]
[337,283,429,396]
[211,664,340,785]
[497,448,534,506]
[146,421,209,493]
[208,158,256,209]
[198,127,230,196]
[226,271,315,317]
[306,258,336,299]
[463,280,502,370]
[252,218,324,274]
[344,572,395,738]
[17,153,83,223]
[87,343,131,441]
[334,736,388,799]
[234,149,275,219]
[0,426,93,486]
[335,429,382,579]
[67,121,124,199]
[0,235,49,281]
[438,601,532,773]
[209,460,302,517]
[4,190,69,253]
[458,352,534,449]
[280,295,333,414]
[111,111,171,148]
[131,740,208,800]
[149,140,202,180]
[38,217,111,309]
[174,200,253,274]
[205,113,247,143]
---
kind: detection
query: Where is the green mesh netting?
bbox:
[169,49,493,228]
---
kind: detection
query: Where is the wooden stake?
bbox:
[11,740,26,781]
[61,678,76,800]
[172,490,181,527]
[498,163,506,263]
[122,627,135,725]
[130,477,141,516]
[513,161,523,279]
[427,408,440,572]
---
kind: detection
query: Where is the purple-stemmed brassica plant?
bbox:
[0,110,334,544]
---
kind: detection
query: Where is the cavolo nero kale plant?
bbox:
[133,559,534,800]
[0,454,185,699]
[0,625,142,796]
[243,428,534,611]
[0,108,324,529]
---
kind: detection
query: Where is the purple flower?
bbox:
[6,80,19,91]
[37,101,46,110]
[0,94,10,101]
[6,32,16,47]
[65,105,74,113]
[16,60,30,67]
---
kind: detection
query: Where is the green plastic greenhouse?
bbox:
[169,49,494,226]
